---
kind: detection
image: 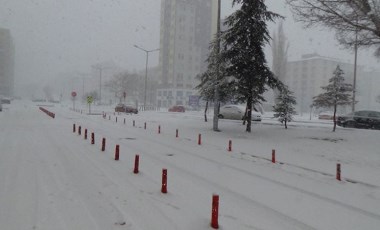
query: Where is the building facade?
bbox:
[285,53,358,114]
[0,28,15,97]
[157,0,214,108]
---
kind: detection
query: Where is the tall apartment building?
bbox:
[285,53,358,114]
[157,0,214,108]
[0,28,15,97]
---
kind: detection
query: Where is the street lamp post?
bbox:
[133,45,159,111]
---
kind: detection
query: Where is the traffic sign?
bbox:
[71,91,77,97]
[87,96,93,104]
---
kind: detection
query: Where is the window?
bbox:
[176,91,183,97]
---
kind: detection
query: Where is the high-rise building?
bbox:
[157,0,214,108]
[285,53,358,114]
[0,28,15,97]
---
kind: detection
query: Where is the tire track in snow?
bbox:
[70,115,317,230]
[58,109,380,228]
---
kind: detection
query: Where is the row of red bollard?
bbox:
[39,107,55,118]
[73,122,222,228]
[102,117,344,183]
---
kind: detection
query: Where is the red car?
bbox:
[168,105,185,112]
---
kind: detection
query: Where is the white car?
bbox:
[218,105,262,121]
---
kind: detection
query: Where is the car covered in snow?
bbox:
[218,105,261,121]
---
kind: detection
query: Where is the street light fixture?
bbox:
[133,45,159,111]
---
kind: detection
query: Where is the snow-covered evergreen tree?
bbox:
[313,65,353,132]
[221,0,282,132]
[273,85,296,129]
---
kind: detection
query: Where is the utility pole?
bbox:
[91,65,112,105]
[213,0,221,132]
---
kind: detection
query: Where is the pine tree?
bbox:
[313,65,353,132]
[273,85,297,129]
[221,0,282,132]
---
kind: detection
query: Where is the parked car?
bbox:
[318,111,335,120]
[218,105,262,121]
[1,98,11,104]
[337,110,380,129]
[168,105,185,112]
[114,104,138,114]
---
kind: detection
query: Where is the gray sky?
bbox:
[1,0,379,95]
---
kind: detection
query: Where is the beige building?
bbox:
[0,28,15,97]
[157,0,214,108]
[285,53,358,114]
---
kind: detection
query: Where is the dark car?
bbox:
[115,104,138,114]
[337,110,380,130]
[168,105,185,112]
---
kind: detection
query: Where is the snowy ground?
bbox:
[0,100,379,230]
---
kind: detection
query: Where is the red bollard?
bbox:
[133,155,139,174]
[115,145,119,161]
[272,149,276,163]
[78,126,81,135]
[158,125,161,134]
[144,122,146,130]
[198,134,202,145]
[116,117,118,123]
[228,140,232,152]
[133,120,135,127]
[101,138,106,151]
[124,118,126,124]
[161,169,167,193]
[91,132,95,144]
[73,124,76,133]
[211,194,219,229]
[336,163,341,181]
[176,129,179,138]
[84,129,87,140]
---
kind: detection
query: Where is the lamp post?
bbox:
[133,45,159,111]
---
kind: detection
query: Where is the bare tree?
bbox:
[286,0,380,56]
[104,71,140,103]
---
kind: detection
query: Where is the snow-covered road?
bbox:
[0,101,379,230]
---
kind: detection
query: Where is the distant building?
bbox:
[285,53,359,114]
[0,28,15,97]
[157,0,214,108]
[356,70,380,111]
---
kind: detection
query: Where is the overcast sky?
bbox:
[1,0,379,95]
